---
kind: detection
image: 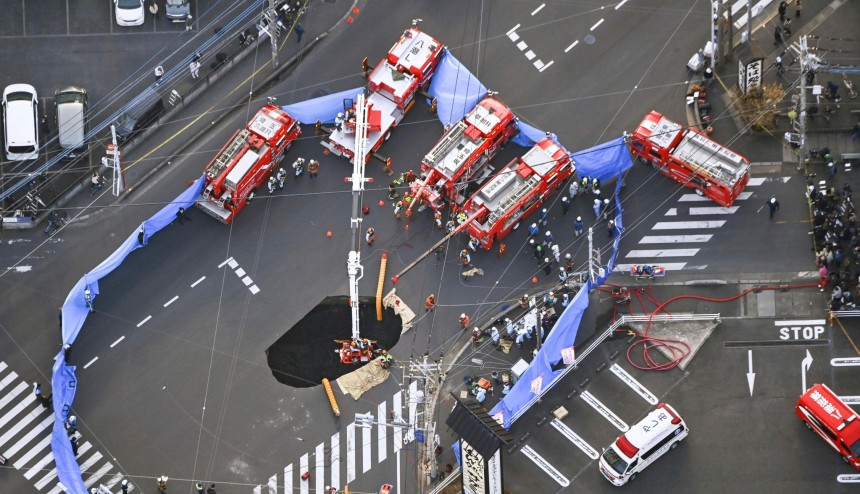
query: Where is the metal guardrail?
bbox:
[830,310,860,318]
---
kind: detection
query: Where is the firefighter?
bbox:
[379,350,392,369]
[569,180,580,198]
[528,222,540,238]
[543,230,554,248]
[434,211,443,229]
[334,112,344,131]
[267,175,278,194]
[446,220,456,233]
[490,326,500,346]
[591,177,600,194]
[366,227,376,245]
[84,289,93,313]
[539,208,549,226]
[471,327,482,347]
[425,294,436,311]
[580,176,589,192]
[519,294,530,309]
[457,212,467,224]
[505,318,516,339]
[460,249,471,266]
[276,167,287,190]
[551,244,561,263]
[459,313,470,329]
[405,170,416,183]
[293,157,306,177]
[394,201,403,219]
[559,267,568,283]
[387,183,399,200]
[468,237,479,252]
[156,476,168,494]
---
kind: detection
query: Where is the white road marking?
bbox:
[837,474,860,483]
[590,18,604,31]
[508,32,520,42]
[26,447,57,479]
[136,315,152,327]
[616,263,688,272]
[689,206,739,215]
[626,249,700,258]
[679,191,753,202]
[300,453,309,494]
[525,50,536,60]
[12,428,51,469]
[110,336,125,348]
[0,362,7,374]
[378,401,387,463]
[163,295,179,307]
[330,433,340,489]
[610,364,658,404]
[0,381,26,411]
[775,319,826,326]
[393,391,403,452]
[831,358,860,367]
[581,390,629,431]
[218,257,234,268]
[531,3,545,15]
[190,276,206,287]
[267,474,277,494]
[315,442,325,493]
[564,40,579,53]
[639,234,712,244]
[362,417,372,473]
[539,60,554,72]
[533,59,543,69]
[520,445,570,486]
[0,393,37,432]
[517,40,528,51]
[242,276,253,286]
[83,461,113,488]
[249,285,260,295]
[550,419,599,459]
[83,357,98,369]
[284,464,292,494]
[235,267,246,277]
[227,259,238,269]
[507,24,520,35]
[5,414,53,458]
[653,220,726,229]
[839,396,860,404]
[346,423,356,483]
[615,0,629,9]
[748,177,766,186]
[665,208,677,216]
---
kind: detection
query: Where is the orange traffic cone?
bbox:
[379,200,385,207]
[404,224,409,231]
[532,277,538,283]
[327,231,333,238]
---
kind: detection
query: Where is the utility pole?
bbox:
[267,0,279,68]
[746,0,752,45]
[709,0,717,70]
[407,355,442,493]
[797,36,810,171]
[587,227,595,284]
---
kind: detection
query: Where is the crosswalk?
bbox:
[617,175,774,273]
[0,361,133,494]
[253,383,420,493]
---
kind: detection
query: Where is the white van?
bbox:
[55,86,88,156]
[599,402,688,485]
[2,84,40,161]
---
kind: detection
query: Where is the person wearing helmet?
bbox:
[120,479,130,494]
[505,318,516,338]
[767,197,780,219]
[565,252,575,272]
[366,227,376,245]
[543,230,554,248]
[573,216,584,237]
[196,481,205,493]
[459,313,470,329]
[528,222,540,238]
[593,198,602,219]
[334,112,344,131]
[539,207,549,226]
[460,249,471,266]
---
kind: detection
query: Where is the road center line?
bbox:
[615,0,629,9]
[190,276,206,287]
[83,357,98,369]
[531,3,545,16]
[507,24,521,35]
[109,336,125,348]
[217,257,234,268]
[564,40,579,53]
[163,295,179,307]
[137,315,152,327]
[539,60,554,72]
[590,18,604,31]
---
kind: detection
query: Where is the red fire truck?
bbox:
[322,27,444,164]
[458,138,574,249]
[796,383,860,470]
[409,97,518,211]
[629,111,751,208]
[196,104,301,223]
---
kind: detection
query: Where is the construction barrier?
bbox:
[322,378,341,417]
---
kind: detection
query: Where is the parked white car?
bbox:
[114,0,145,26]
[2,84,40,161]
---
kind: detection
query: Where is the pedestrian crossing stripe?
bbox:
[616,263,688,272]
[0,362,133,494]
[679,191,753,202]
[626,249,700,258]
[689,206,739,215]
[639,235,712,244]
[652,220,726,229]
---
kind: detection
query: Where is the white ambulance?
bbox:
[599,402,688,485]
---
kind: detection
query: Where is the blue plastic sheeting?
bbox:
[511,121,555,148]
[281,86,364,125]
[453,440,461,466]
[572,136,633,183]
[490,148,632,429]
[427,51,487,126]
[51,175,205,494]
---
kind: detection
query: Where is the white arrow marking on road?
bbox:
[746,350,755,396]
[550,419,599,459]
[838,474,860,483]
[520,445,570,486]
[581,391,629,431]
[801,350,813,393]
[610,364,658,404]
[839,396,860,404]
[831,357,860,366]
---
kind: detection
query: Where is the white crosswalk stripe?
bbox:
[626,249,699,258]
[639,234,712,244]
[0,362,131,493]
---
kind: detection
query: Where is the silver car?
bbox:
[165,0,191,21]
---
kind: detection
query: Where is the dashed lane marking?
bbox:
[136,315,152,327]
[110,336,125,348]
[615,0,629,8]
[190,275,206,287]
[581,390,629,431]
[83,357,98,369]
[531,3,545,15]
[590,18,604,31]
[564,40,578,53]
[163,295,179,307]
[610,364,658,404]
[549,419,599,459]
[520,445,570,486]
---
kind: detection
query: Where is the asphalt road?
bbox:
[1,0,858,493]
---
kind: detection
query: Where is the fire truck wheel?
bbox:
[512,222,520,230]
[384,130,392,141]
[694,189,704,196]
[638,156,650,166]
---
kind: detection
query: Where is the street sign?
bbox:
[560,347,576,365]
[530,374,543,394]
[415,429,424,443]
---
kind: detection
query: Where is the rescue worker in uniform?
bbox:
[457,212,467,224]
[379,350,392,369]
[460,249,471,266]
[459,313,470,329]
[267,175,278,194]
[156,476,168,494]
[425,294,437,311]
[366,227,376,245]
[293,157,306,177]
[387,183,399,200]
[276,167,287,190]
[434,211,443,229]
[334,112,344,131]
[591,177,600,194]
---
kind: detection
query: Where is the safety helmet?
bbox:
[460,313,467,320]
[594,198,600,205]
[770,198,776,204]
[462,249,468,255]
[604,199,609,204]
[562,196,569,201]
[542,208,547,213]
[576,216,582,221]
[529,238,535,245]
[548,291,554,296]
[545,230,551,236]
[505,318,511,322]
[544,257,550,263]
[337,112,343,118]
[196,482,203,489]
[565,253,571,259]
[68,415,77,423]
[531,222,537,228]
[121,480,128,486]
[367,227,374,233]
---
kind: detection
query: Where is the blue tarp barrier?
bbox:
[51,175,205,494]
[281,86,364,125]
[489,139,628,429]
[427,51,487,126]
[572,136,633,184]
[511,121,551,148]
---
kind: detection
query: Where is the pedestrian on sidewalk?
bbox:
[185,14,193,31]
[154,66,164,84]
[573,216,583,237]
[148,1,159,20]
[295,23,304,43]
[767,197,780,220]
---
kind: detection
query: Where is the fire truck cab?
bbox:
[630,111,751,208]
[322,27,444,164]
[461,137,574,249]
[411,97,518,210]
[796,383,860,470]
[197,104,300,223]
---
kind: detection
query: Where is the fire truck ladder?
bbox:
[487,175,540,225]
[346,93,372,346]
[423,121,467,169]
[206,129,251,180]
